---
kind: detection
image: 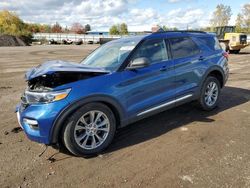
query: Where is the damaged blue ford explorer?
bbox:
[16,31,229,156]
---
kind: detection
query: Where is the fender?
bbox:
[49,94,126,144]
[197,65,225,94]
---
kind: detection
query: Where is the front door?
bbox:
[121,38,176,118]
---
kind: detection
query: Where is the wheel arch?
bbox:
[49,95,125,144]
[207,69,224,88]
[199,66,225,91]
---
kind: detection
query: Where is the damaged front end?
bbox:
[16,60,111,145]
[25,60,110,92]
[27,71,106,92]
[22,60,110,105]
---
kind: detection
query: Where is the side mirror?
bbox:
[127,57,150,70]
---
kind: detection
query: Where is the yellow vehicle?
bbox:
[215,26,249,54]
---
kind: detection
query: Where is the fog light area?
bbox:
[23,118,39,130]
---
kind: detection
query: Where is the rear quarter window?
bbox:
[169,37,200,59]
[198,36,221,51]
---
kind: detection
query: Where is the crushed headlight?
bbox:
[23,88,71,104]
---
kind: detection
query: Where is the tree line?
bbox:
[0,10,92,37]
[204,3,250,32]
[0,3,249,38]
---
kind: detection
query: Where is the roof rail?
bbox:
[152,30,207,34]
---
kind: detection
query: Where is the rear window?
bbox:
[169,37,200,59]
[198,36,221,51]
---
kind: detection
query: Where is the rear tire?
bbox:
[197,76,221,111]
[62,103,116,156]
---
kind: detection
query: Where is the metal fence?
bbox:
[33,33,122,43]
[33,33,250,44]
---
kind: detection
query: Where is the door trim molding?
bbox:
[137,94,193,116]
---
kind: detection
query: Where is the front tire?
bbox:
[197,76,221,111]
[62,103,116,156]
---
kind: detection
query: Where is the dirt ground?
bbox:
[0,45,250,188]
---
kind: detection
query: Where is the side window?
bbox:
[198,36,221,51]
[169,37,200,59]
[130,38,168,64]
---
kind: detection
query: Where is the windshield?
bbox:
[81,38,141,71]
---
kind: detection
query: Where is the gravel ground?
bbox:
[0,45,250,188]
[0,35,27,47]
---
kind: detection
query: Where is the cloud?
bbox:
[167,0,182,3]
[0,0,210,31]
[167,0,194,3]
[164,8,207,29]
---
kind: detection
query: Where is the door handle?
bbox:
[198,56,205,61]
[160,66,168,71]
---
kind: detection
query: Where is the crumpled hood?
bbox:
[25,60,110,81]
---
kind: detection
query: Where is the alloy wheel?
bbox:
[204,81,219,107]
[74,110,110,150]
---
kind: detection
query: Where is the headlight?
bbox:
[24,88,71,104]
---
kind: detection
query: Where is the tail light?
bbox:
[222,52,229,60]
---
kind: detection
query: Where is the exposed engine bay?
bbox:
[27,71,107,92]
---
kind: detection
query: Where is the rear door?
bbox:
[168,37,204,98]
[122,38,175,118]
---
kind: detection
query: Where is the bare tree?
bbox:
[235,13,244,32]
[235,3,250,32]
[71,23,85,34]
[242,3,250,32]
[210,4,232,27]
[51,22,62,33]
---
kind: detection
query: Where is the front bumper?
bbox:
[16,100,70,144]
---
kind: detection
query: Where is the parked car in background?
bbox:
[74,38,83,45]
[62,38,73,45]
[48,39,58,45]
[16,31,229,156]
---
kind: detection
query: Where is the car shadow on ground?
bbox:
[104,86,250,155]
[54,86,250,159]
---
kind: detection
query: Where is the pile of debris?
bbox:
[0,35,28,47]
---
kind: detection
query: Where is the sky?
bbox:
[0,0,249,31]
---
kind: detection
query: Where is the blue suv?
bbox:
[16,31,229,156]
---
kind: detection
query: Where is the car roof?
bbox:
[110,31,214,44]
[145,31,214,39]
